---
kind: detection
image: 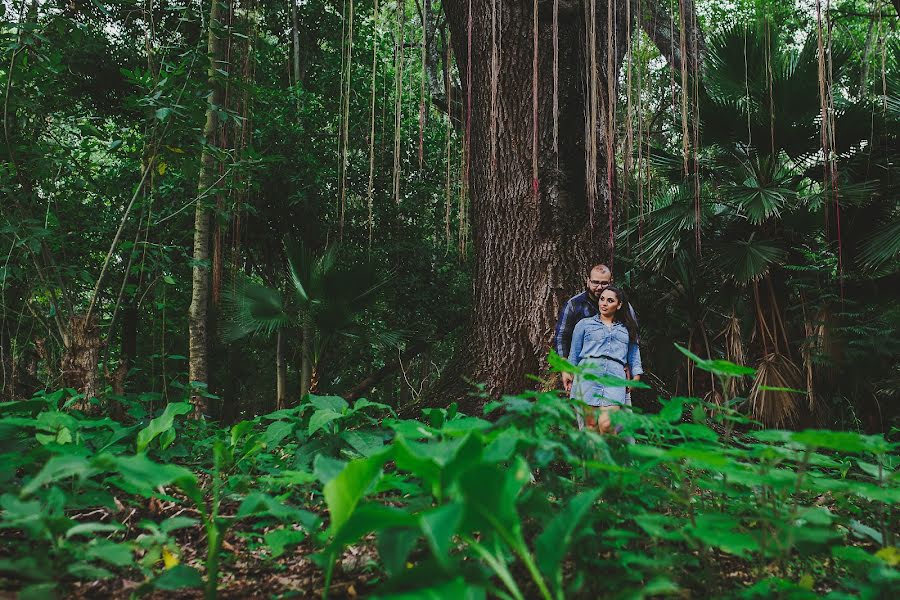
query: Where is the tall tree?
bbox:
[189,0,226,417]
[434,0,700,404]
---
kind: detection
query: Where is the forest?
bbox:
[0,0,898,597]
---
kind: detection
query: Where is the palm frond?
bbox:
[716,234,786,284]
[858,218,900,271]
[284,237,315,303]
[219,277,291,342]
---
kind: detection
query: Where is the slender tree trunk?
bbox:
[434,0,628,408]
[1,310,13,400]
[189,0,225,418]
[276,329,286,409]
[299,320,312,399]
[858,11,876,95]
[291,0,301,86]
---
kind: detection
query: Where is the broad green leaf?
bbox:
[152,564,203,590]
[351,398,395,415]
[103,454,199,503]
[21,455,95,497]
[18,583,57,600]
[136,402,192,453]
[377,527,420,576]
[675,344,756,377]
[313,455,347,485]
[659,397,684,422]
[419,502,464,566]
[160,516,199,533]
[264,527,306,558]
[457,456,530,536]
[309,395,349,413]
[264,421,294,447]
[66,522,124,538]
[791,430,889,454]
[687,514,760,557]
[536,489,600,591]
[236,493,311,523]
[308,409,342,436]
[86,540,134,567]
[67,562,113,580]
[324,449,392,535]
[342,430,386,457]
[331,503,417,550]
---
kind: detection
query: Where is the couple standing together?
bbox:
[553,264,643,433]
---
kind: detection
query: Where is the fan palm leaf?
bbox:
[858,218,900,271]
[219,278,291,342]
[716,234,786,284]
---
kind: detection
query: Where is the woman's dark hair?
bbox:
[601,284,639,344]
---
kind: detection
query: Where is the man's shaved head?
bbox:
[589,264,612,278]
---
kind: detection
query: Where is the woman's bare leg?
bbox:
[597,407,620,434]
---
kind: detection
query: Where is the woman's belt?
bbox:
[586,354,626,367]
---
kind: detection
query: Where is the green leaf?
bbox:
[236,493,312,524]
[310,395,349,413]
[153,565,203,590]
[136,402,192,453]
[331,503,417,550]
[86,540,134,567]
[790,430,889,454]
[342,430,386,457]
[66,522,124,538]
[457,457,530,537]
[18,583,57,600]
[419,503,464,567]
[67,562,113,580]
[675,344,756,377]
[377,527,420,576]
[536,489,600,591]
[21,455,95,497]
[264,421,294,447]
[264,527,306,558]
[849,519,884,545]
[308,409,342,436]
[659,397,685,423]
[103,454,199,503]
[324,449,392,535]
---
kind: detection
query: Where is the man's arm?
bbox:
[554,299,577,393]
[553,299,577,359]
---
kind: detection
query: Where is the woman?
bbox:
[567,284,643,433]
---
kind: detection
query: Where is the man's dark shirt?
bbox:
[554,292,598,359]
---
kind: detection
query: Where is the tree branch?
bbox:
[641,0,706,74]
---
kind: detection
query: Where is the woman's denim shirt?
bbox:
[568,317,643,376]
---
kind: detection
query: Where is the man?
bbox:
[554,264,637,393]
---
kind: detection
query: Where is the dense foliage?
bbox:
[0,353,897,598]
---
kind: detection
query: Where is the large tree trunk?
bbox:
[436,0,628,407]
[189,0,225,418]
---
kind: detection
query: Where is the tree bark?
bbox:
[189,0,225,418]
[299,319,312,399]
[276,329,287,409]
[62,314,101,415]
[433,0,632,408]
[290,0,301,86]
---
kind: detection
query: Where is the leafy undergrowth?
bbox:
[0,354,897,599]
